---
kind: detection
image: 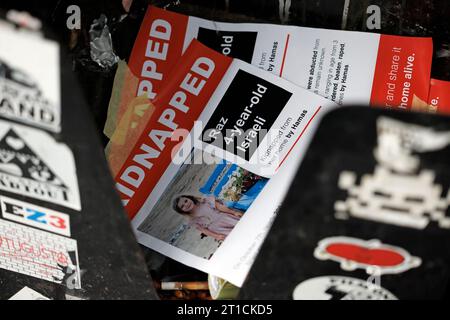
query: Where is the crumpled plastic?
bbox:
[89,14,119,69]
[104,60,156,177]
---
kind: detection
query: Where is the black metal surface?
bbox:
[240,107,450,299]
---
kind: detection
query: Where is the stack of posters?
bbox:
[104,5,447,290]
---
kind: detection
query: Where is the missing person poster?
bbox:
[104,5,433,173]
[104,5,435,181]
[123,5,432,110]
[113,39,337,286]
[105,5,433,286]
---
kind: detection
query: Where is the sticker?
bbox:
[335,117,450,229]
[336,167,450,229]
[314,236,421,275]
[292,276,397,300]
[373,117,450,173]
[0,27,61,132]
[0,120,80,210]
[0,219,81,287]
[0,196,71,236]
[9,286,50,300]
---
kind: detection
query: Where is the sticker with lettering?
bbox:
[0,219,81,287]
[0,196,71,236]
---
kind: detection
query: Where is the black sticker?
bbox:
[202,69,292,161]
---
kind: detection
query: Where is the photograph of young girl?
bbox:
[137,149,268,259]
[173,195,243,241]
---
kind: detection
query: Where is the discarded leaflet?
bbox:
[104,5,442,289]
[113,39,337,286]
[126,6,432,109]
[104,6,437,220]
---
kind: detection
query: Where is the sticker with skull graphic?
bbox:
[335,117,450,229]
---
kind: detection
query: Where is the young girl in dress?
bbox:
[172,195,243,241]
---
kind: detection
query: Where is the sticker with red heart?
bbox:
[314,236,421,275]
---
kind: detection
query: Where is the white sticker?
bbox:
[9,286,50,300]
[0,196,71,236]
[0,120,80,210]
[335,117,450,229]
[292,276,397,300]
[0,219,81,287]
[0,27,61,132]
